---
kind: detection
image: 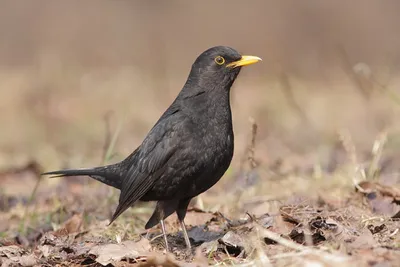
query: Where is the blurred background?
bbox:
[1,3,400,264]
[1,0,400,179]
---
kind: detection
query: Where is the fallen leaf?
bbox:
[288,228,326,245]
[269,213,296,236]
[137,254,179,267]
[163,209,216,232]
[1,254,38,267]
[348,228,378,250]
[198,240,219,254]
[183,210,216,227]
[368,224,387,235]
[138,253,209,267]
[186,225,224,244]
[37,231,84,260]
[39,244,52,258]
[318,217,355,244]
[393,210,400,219]
[219,231,244,249]
[218,231,245,256]
[0,245,38,266]
[279,205,301,224]
[309,216,338,231]
[0,245,25,258]
[63,213,83,234]
[357,181,400,205]
[89,238,151,265]
[255,213,274,228]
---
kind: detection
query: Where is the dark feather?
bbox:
[109,110,182,223]
[42,167,123,189]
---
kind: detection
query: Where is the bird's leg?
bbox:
[146,201,179,252]
[160,219,169,252]
[177,198,192,251]
[179,219,191,250]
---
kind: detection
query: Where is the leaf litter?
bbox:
[0,128,400,266]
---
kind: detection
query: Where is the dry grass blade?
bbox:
[338,129,367,188]
[279,72,311,126]
[367,130,387,180]
[255,225,350,264]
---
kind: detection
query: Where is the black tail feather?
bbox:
[42,167,122,190]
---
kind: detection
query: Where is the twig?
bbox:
[103,114,123,165]
[101,111,113,165]
[270,250,314,259]
[20,173,43,234]
[254,224,350,263]
[256,225,308,252]
[388,228,398,237]
[279,72,311,125]
[367,130,387,180]
[234,118,259,209]
[238,117,259,173]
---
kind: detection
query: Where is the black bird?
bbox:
[42,46,261,251]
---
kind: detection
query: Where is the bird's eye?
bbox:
[214,56,225,65]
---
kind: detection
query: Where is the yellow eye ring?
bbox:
[214,56,225,65]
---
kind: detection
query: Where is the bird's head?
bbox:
[183,46,262,95]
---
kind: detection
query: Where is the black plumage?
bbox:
[42,46,261,251]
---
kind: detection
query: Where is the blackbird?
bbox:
[42,46,261,251]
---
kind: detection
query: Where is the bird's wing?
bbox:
[109,107,183,223]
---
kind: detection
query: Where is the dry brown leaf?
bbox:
[219,231,245,250]
[280,205,301,224]
[369,196,399,217]
[269,214,296,235]
[393,210,400,219]
[89,238,151,265]
[198,240,219,254]
[367,224,387,235]
[0,245,25,259]
[1,254,38,267]
[138,253,209,267]
[0,245,38,266]
[186,225,224,244]
[358,181,400,204]
[37,230,88,261]
[319,218,354,243]
[288,228,326,245]
[137,254,179,267]
[63,213,83,234]
[347,228,378,250]
[218,230,256,257]
[356,181,400,217]
[163,210,216,232]
[183,210,216,227]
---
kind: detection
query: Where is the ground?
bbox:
[0,121,399,266]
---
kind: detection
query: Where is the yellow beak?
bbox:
[226,55,262,68]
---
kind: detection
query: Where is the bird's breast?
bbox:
[188,120,234,190]
[196,117,233,154]
[144,121,234,201]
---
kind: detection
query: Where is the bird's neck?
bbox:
[179,83,233,127]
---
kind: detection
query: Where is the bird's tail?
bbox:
[42,166,122,190]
